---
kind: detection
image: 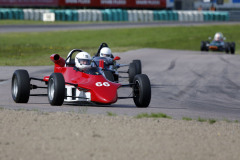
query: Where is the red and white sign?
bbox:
[136,0,160,5]
[60,0,166,8]
[0,0,167,8]
[0,0,58,6]
[101,0,126,5]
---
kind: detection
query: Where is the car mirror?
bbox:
[113,56,120,61]
[99,60,104,69]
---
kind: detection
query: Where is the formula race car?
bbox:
[201,32,235,54]
[11,49,151,107]
[93,43,142,83]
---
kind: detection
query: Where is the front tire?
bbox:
[128,62,137,83]
[11,70,30,103]
[48,73,65,106]
[133,74,151,108]
[132,60,142,74]
[200,41,206,51]
[225,42,230,54]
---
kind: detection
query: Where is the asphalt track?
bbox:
[1,48,240,121]
[1,21,240,121]
[1,21,240,33]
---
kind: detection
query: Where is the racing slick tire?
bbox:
[225,42,230,54]
[104,71,115,82]
[132,60,142,74]
[205,41,209,51]
[48,73,65,106]
[128,62,137,83]
[200,41,206,51]
[133,74,151,108]
[230,42,235,54]
[12,70,30,103]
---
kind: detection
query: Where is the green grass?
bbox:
[135,112,172,119]
[0,24,240,65]
[107,111,117,116]
[182,117,193,121]
[0,20,97,25]
[197,117,207,122]
[208,119,217,124]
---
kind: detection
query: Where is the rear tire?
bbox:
[132,60,142,74]
[48,73,65,106]
[128,62,137,83]
[133,74,151,108]
[11,70,30,103]
[230,42,235,54]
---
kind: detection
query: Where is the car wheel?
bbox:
[225,42,230,54]
[48,73,65,106]
[133,74,151,108]
[230,42,235,54]
[104,71,115,82]
[132,60,142,74]
[128,62,137,83]
[200,41,205,51]
[12,70,30,103]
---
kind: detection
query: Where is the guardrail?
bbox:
[0,8,229,22]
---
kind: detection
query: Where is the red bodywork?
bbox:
[45,54,121,104]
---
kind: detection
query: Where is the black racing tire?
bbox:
[133,74,151,108]
[225,42,230,54]
[128,62,137,83]
[113,73,119,82]
[200,41,205,51]
[11,70,30,103]
[132,59,142,74]
[230,42,235,54]
[205,41,209,51]
[48,73,65,106]
[104,71,115,82]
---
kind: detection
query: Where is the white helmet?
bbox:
[100,47,112,57]
[214,32,223,41]
[75,52,91,69]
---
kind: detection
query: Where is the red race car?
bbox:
[11,49,151,107]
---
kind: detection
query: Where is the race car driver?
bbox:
[214,32,224,42]
[75,51,92,70]
[99,47,113,58]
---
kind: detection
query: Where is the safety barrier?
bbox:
[203,11,229,21]
[0,8,229,22]
[154,10,178,21]
[0,8,24,20]
[23,9,52,21]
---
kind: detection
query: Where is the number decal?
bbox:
[96,82,102,86]
[103,82,110,87]
[95,82,110,87]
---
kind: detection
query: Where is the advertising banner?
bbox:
[0,0,167,8]
[0,0,58,6]
[60,0,166,8]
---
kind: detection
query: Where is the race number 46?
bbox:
[95,82,110,87]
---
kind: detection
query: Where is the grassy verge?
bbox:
[0,20,97,25]
[0,24,239,65]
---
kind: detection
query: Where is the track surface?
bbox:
[1,48,240,121]
[1,21,240,33]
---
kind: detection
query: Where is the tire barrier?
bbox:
[0,8,24,20]
[0,8,229,22]
[23,9,52,21]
